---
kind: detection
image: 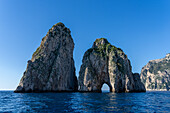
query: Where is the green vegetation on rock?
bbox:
[83,38,127,74]
[149,60,170,74]
[32,46,41,58]
[54,22,65,27]
[94,38,109,44]
[91,38,124,58]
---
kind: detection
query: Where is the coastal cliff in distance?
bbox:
[78,38,146,93]
[140,54,170,91]
[15,22,78,93]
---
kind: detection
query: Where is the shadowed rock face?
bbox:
[15,22,78,93]
[78,38,145,93]
[140,54,170,91]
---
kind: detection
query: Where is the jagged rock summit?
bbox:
[15,22,78,93]
[140,53,170,91]
[78,38,145,92]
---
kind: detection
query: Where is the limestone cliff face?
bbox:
[15,22,78,92]
[78,38,145,93]
[140,54,170,91]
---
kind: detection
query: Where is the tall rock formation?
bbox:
[140,54,170,91]
[78,38,145,93]
[15,22,78,93]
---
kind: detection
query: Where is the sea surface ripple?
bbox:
[0,91,169,112]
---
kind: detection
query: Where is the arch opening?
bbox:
[101,83,110,92]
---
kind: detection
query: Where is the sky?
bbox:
[0,0,170,90]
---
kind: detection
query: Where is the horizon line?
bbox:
[0,89,14,91]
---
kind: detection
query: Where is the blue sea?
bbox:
[0,91,169,112]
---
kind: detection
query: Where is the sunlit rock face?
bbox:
[78,38,145,93]
[15,22,78,93]
[140,54,170,91]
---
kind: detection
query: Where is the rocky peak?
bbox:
[78,38,145,93]
[15,22,78,93]
[48,22,70,34]
[165,53,170,59]
[92,38,109,48]
[31,22,72,62]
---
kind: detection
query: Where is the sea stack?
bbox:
[78,38,145,92]
[140,53,170,91]
[15,22,78,92]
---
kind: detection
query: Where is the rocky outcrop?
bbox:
[78,38,145,93]
[140,54,170,91]
[15,22,78,93]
